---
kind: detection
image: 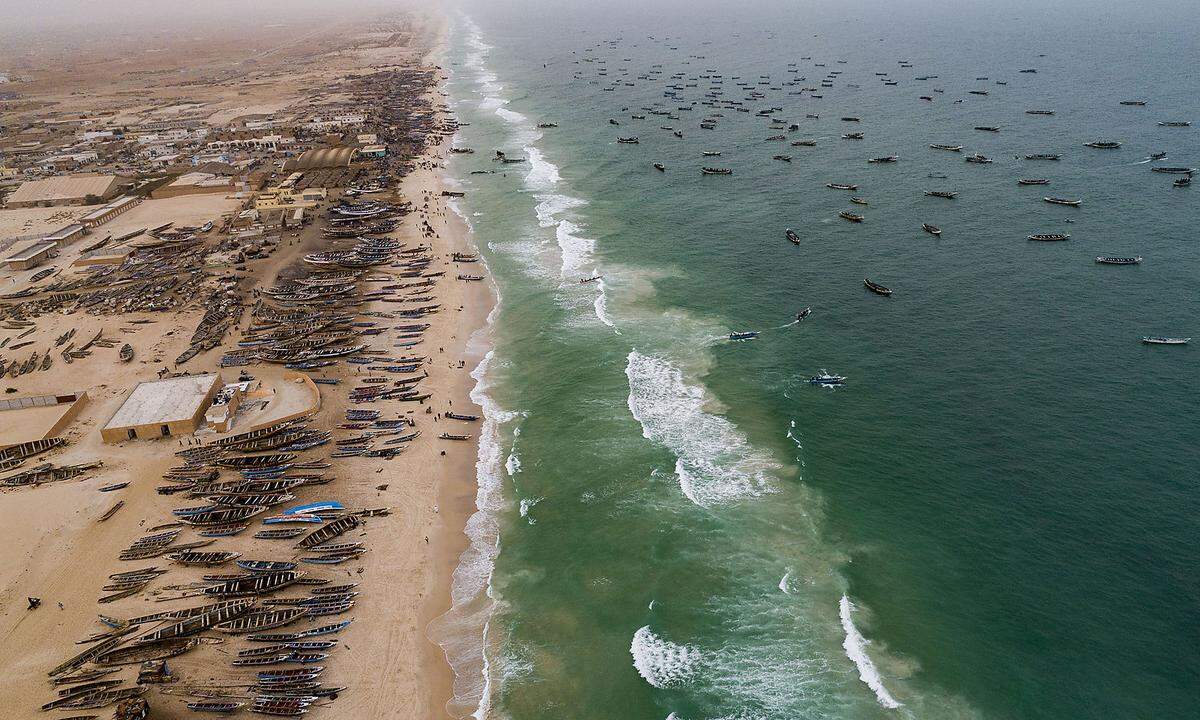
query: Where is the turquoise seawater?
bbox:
[436,2,1199,719]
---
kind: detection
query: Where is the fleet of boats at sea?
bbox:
[551,40,1200,370]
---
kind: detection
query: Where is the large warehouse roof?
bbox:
[5,174,119,205]
[103,374,220,430]
[286,147,355,171]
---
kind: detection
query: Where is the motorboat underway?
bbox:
[1095,256,1142,265]
[1150,152,1168,160]
[839,211,865,222]
[809,371,846,386]
[1084,141,1121,149]
[1018,179,1050,185]
[729,331,759,341]
[796,307,812,322]
[786,229,801,244]
[925,190,958,198]
[827,183,858,190]
[930,144,962,151]
[537,122,559,128]
[922,223,942,236]
[965,153,993,164]
[654,163,666,171]
[1141,337,1189,345]
[863,278,891,295]
[842,132,865,139]
[1028,233,1070,241]
[1044,197,1082,206]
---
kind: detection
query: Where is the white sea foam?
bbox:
[505,452,522,475]
[630,626,702,689]
[524,146,562,191]
[555,220,596,276]
[495,107,529,125]
[625,351,777,506]
[778,570,793,594]
[839,595,902,709]
[594,278,616,329]
[518,496,542,524]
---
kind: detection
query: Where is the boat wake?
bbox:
[625,350,777,506]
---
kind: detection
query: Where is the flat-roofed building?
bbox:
[100,373,222,443]
[80,195,142,228]
[44,223,86,246]
[151,172,236,199]
[4,173,121,208]
[3,240,57,270]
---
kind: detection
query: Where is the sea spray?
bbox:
[840,595,903,709]
[625,350,777,506]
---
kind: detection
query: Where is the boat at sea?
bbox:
[1026,153,1061,160]
[537,122,559,128]
[773,154,792,162]
[974,125,1000,132]
[922,223,942,236]
[1174,177,1191,187]
[653,162,665,171]
[792,139,817,146]
[827,182,858,190]
[842,132,865,139]
[1026,110,1055,115]
[1028,233,1070,241]
[701,167,733,175]
[1150,167,1195,174]
[617,136,640,144]
[965,153,993,164]
[1018,179,1050,185]
[1095,256,1142,265]
[702,150,722,156]
[839,211,865,222]
[1044,197,1082,206]
[796,307,812,322]
[850,197,869,205]
[863,278,891,295]
[930,144,962,151]
[1084,141,1121,149]
[1141,337,1189,345]
[868,155,899,163]
[809,371,846,386]
[925,190,958,198]
[1119,100,1147,106]
[786,229,800,244]
[579,275,602,284]
[1150,152,1168,160]
[1158,121,1191,127]
[729,331,759,341]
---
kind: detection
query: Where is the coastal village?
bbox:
[0,9,488,719]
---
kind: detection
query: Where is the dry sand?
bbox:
[0,8,490,719]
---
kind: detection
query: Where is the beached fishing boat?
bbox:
[167,550,241,566]
[296,515,361,549]
[119,344,133,362]
[95,638,200,665]
[187,701,245,713]
[215,608,308,634]
[204,570,303,598]
[863,278,892,296]
[238,559,298,573]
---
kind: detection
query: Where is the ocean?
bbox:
[433,1,1200,718]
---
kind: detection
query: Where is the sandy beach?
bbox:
[0,6,491,719]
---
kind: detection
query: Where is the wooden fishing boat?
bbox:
[199,523,250,538]
[1141,336,1190,345]
[1043,197,1081,206]
[864,278,893,296]
[119,344,133,362]
[44,686,146,710]
[127,598,251,625]
[113,697,150,720]
[248,620,352,643]
[187,701,245,713]
[925,190,957,199]
[296,515,361,549]
[839,211,864,222]
[255,527,308,540]
[175,506,267,526]
[135,600,255,642]
[1095,256,1142,265]
[700,167,733,175]
[215,453,297,469]
[95,637,200,665]
[785,229,800,245]
[251,697,313,716]
[922,223,942,236]
[209,492,296,508]
[1084,141,1121,149]
[204,571,303,598]
[826,182,857,190]
[1017,179,1049,185]
[215,421,301,448]
[215,607,308,634]
[238,559,298,573]
[1027,233,1070,241]
[167,550,241,566]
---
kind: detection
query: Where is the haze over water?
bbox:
[439,1,1200,718]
